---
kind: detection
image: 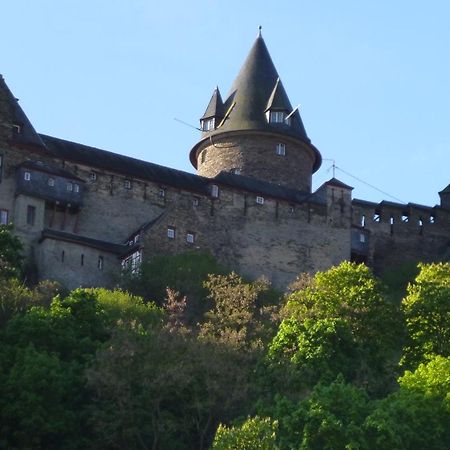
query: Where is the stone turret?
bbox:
[189,32,321,192]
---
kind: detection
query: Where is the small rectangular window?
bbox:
[211,184,219,198]
[12,124,21,134]
[61,250,65,263]
[0,209,8,225]
[74,184,80,193]
[26,205,36,226]
[90,172,97,181]
[48,178,55,187]
[24,171,31,181]
[276,143,286,156]
[167,227,176,239]
[193,196,200,207]
[98,256,104,270]
[124,179,132,189]
[186,232,195,244]
[256,196,265,205]
[269,111,285,123]
[231,168,241,175]
[81,254,84,266]
[67,182,73,191]
[202,118,215,131]
[360,233,366,243]
[159,187,166,198]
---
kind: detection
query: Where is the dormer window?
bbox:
[201,118,216,131]
[266,111,291,125]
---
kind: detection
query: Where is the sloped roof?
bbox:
[19,160,84,182]
[190,35,321,171]
[324,177,354,190]
[266,77,291,111]
[201,87,225,120]
[40,134,322,206]
[40,228,127,255]
[0,75,47,150]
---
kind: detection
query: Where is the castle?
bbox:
[1,33,450,289]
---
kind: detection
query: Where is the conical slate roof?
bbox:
[207,34,309,142]
[191,34,321,171]
[201,87,225,120]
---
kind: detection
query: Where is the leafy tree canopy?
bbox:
[401,262,450,369]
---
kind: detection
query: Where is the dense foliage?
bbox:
[0,239,449,449]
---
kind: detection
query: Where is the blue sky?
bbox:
[2,1,449,205]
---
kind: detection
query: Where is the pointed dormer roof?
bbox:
[201,87,225,120]
[265,77,291,111]
[0,75,46,150]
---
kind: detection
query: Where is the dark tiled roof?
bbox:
[0,75,47,150]
[214,172,324,205]
[266,77,291,111]
[39,134,322,206]
[19,160,84,181]
[324,177,354,190]
[201,87,225,120]
[40,229,127,255]
[40,134,209,194]
[190,35,321,172]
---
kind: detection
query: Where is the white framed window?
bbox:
[24,171,31,181]
[0,209,8,225]
[186,232,195,244]
[74,184,80,193]
[275,143,286,156]
[98,256,104,270]
[90,172,97,181]
[121,250,142,274]
[66,182,73,191]
[256,196,265,205]
[159,187,166,198]
[167,227,176,239]
[48,178,55,187]
[359,233,366,243]
[202,118,215,131]
[211,184,219,198]
[124,179,132,189]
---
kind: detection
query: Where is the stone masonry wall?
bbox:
[196,132,315,192]
[352,201,450,272]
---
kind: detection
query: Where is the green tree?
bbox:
[212,416,279,450]
[121,251,228,323]
[0,224,23,280]
[267,262,399,393]
[401,263,450,370]
[200,272,278,351]
[363,356,450,450]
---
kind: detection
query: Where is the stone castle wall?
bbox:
[352,201,450,272]
[196,132,315,191]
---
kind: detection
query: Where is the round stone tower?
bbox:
[189,32,321,192]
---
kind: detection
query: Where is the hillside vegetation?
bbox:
[0,225,449,449]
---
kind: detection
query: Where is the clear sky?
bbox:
[2,1,449,206]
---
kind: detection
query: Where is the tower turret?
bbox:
[189,32,321,192]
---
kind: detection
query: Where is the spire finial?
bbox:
[258,25,262,37]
